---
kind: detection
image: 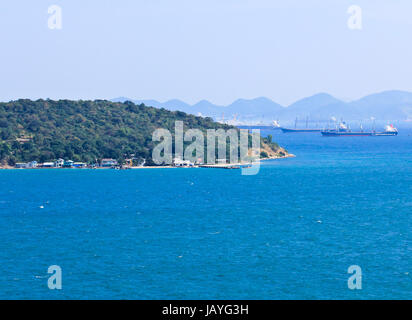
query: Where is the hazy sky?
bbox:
[1,0,411,105]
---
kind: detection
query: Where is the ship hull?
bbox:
[321,131,398,137]
[373,132,398,136]
[281,128,322,133]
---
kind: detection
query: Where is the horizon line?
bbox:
[2,89,412,107]
[111,89,412,108]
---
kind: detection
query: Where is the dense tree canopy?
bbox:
[0,99,281,165]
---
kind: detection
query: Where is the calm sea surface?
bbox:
[1,127,412,299]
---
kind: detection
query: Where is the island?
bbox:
[0,99,291,169]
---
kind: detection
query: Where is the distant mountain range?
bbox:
[112,90,412,124]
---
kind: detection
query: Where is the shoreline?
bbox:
[0,154,294,170]
[259,153,296,161]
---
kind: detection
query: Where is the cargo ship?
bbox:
[278,118,322,133]
[321,123,398,136]
[281,127,322,133]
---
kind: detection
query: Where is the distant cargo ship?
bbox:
[275,118,321,133]
[321,123,398,136]
[281,127,322,133]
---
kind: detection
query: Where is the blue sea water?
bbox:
[0,127,412,299]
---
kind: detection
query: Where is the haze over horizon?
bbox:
[1,1,412,105]
[112,90,412,108]
[112,90,412,122]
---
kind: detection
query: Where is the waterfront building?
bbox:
[42,162,55,168]
[73,162,87,168]
[54,159,64,168]
[27,161,38,168]
[101,159,118,167]
[63,160,74,168]
[173,158,194,167]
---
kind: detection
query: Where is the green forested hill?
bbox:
[0,99,281,165]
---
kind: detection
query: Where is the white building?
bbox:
[42,162,55,168]
[27,161,38,168]
[173,158,194,167]
[73,162,87,168]
[54,159,64,168]
[101,159,118,167]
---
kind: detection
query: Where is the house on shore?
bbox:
[216,159,228,164]
[14,160,88,169]
[27,161,38,168]
[101,159,118,167]
[54,159,64,168]
[73,162,87,168]
[63,160,74,168]
[42,162,55,168]
[173,158,194,167]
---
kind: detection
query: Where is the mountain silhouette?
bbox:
[112,90,412,122]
